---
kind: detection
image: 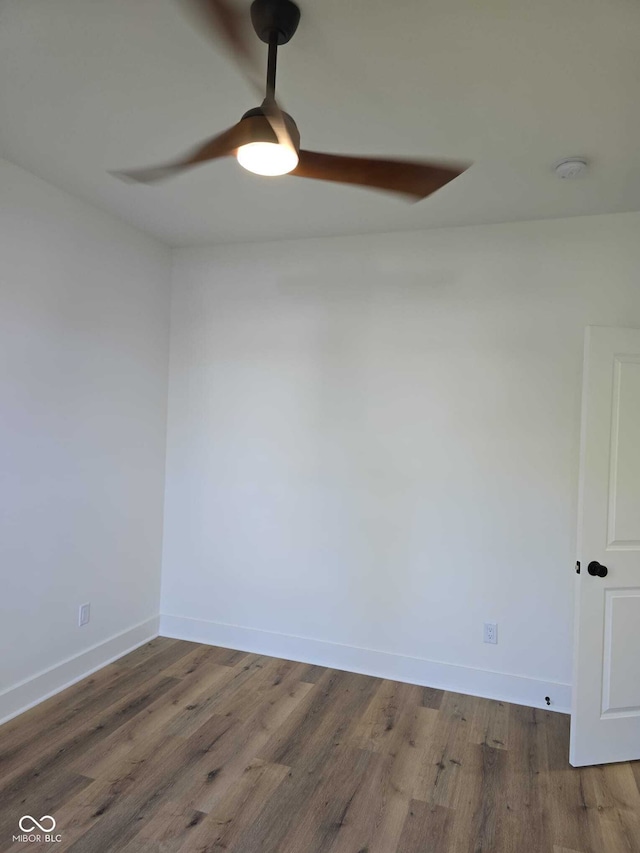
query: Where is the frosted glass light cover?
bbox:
[236,142,299,177]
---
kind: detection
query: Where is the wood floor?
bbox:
[1,639,639,853]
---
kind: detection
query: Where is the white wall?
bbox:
[161,212,640,712]
[0,158,171,721]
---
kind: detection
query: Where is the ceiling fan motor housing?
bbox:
[240,105,301,151]
[250,0,301,44]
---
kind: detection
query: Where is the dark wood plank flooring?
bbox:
[1,638,639,852]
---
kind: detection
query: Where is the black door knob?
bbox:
[588,561,608,578]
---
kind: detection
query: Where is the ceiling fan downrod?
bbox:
[249,0,301,100]
[266,31,278,100]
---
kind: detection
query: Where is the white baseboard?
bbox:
[0,616,160,726]
[159,614,571,714]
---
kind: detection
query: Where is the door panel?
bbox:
[570,326,640,766]
[607,357,640,547]
[602,590,640,715]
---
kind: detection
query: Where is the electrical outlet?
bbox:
[484,622,498,644]
[78,602,91,627]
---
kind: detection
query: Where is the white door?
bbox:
[571,326,640,766]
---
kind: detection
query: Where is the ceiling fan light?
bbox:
[236,142,299,176]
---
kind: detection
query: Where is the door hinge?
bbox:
[575,561,581,574]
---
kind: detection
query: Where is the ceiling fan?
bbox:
[114,0,469,201]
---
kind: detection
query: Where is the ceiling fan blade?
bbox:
[292,151,469,201]
[111,122,247,184]
[178,0,264,98]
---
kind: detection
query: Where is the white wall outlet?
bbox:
[484,622,498,644]
[78,602,91,627]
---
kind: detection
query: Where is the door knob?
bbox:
[588,561,608,578]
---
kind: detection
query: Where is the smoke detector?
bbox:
[554,157,588,179]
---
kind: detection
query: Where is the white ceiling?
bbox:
[1,0,639,246]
